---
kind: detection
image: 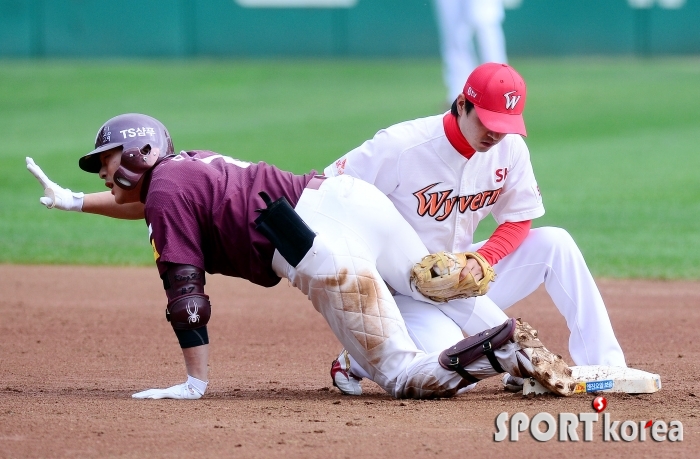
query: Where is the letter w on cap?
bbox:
[504,91,521,110]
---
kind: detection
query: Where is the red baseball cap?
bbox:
[462,63,527,136]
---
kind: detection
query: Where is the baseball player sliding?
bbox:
[325,63,627,396]
[26,113,579,399]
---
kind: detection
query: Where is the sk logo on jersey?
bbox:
[335,158,347,175]
[413,183,503,221]
[504,91,521,110]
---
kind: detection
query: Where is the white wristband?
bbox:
[71,191,85,212]
[42,188,84,212]
[186,375,208,396]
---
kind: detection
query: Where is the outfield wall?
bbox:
[1,0,698,58]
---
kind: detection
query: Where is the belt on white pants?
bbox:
[306,175,326,190]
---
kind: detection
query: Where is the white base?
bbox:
[522,365,662,395]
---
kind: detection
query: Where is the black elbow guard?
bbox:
[162,263,206,296]
[166,293,211,330]
[162,264,211,330]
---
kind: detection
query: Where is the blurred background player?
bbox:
[433,0,508,103]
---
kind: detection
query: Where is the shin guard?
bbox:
[438,318,516,383]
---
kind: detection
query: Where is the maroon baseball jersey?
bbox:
[142,150,315,287]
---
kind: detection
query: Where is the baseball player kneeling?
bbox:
[27,113,578,398]
[325,62,627,395]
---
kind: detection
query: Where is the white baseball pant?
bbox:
[474,227,626,367]
[345,227,627,380]
[272,175,507,398]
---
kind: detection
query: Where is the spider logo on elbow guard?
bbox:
[186,300,200,324]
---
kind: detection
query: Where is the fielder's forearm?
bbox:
[82,191,145,220]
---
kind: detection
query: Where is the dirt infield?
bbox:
[1,265,698,458]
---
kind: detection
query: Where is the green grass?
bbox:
[2,57,700,278]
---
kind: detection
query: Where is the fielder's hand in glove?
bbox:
[132,375,208,400]
[411,251,496,302]
[26,157,84,211]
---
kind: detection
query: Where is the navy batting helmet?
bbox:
[79,113,174,190]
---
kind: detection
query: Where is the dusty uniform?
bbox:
[145,150,495,398]
[324,114,627,368]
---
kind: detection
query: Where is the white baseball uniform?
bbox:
[273,174,519,398]
[324,114,627,368]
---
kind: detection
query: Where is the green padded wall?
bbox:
[1,0,699,57]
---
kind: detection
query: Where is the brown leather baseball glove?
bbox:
[410,251,496,302]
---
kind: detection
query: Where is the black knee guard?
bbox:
[438,318,516,383]
[254,191,316,267]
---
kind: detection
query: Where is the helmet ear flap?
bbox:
[113,144,158,190]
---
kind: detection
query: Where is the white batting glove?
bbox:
[26,157,84,211]
[132,375,208,400]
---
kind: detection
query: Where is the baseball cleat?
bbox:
[513,319,578,396]
[330,350,362,396]
[501,373,524,392]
